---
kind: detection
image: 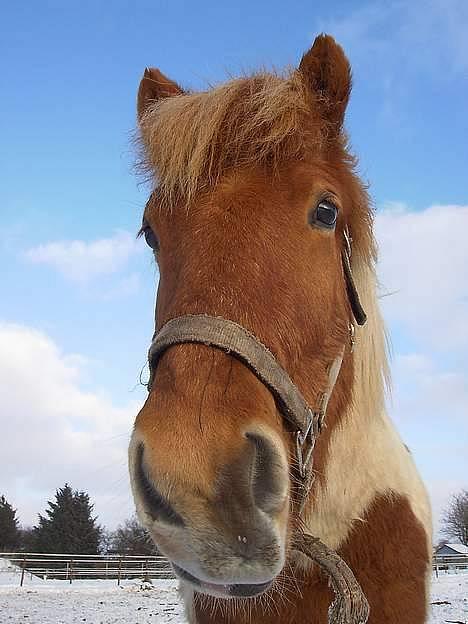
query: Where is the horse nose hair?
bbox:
[134,444,185,527]
[245,432,288,514]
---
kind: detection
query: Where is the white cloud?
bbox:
[0,322,143,528]
[375,202,468,537]
[395,353,468,414]
[390,351,468,513]
[393,353,468,420]
[376,203,468,350]
[25,231,142,283]
[318,0,468,75]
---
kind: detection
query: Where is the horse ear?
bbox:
[137,67,184,121]
[299,34,351,135]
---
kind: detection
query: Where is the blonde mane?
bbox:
[352,251,391,416]
[138,70,328,204]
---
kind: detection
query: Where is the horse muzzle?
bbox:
[128,430,288,597]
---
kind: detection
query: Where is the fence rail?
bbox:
[2,551,466,587]
[0,552,175,586]
[433,553,468,576]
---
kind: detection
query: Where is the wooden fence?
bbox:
[2,551,466,587]
[433,553,468,577]
[0,552,175,586]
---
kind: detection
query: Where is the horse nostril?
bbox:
[245,433,288,514]
[135,444,185,527]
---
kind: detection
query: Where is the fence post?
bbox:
[66,561,70,581]
[69,559,74,584]
[20,557,27,587]
[117,556,122,587]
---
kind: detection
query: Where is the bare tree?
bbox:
[442,489,468,546]
[110,516,158,555]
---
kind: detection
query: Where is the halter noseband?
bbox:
[146,227,366,510]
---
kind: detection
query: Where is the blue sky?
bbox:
[1,0,467,533]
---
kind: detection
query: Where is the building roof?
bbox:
[436,543,468,554]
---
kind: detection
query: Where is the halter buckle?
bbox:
[296,404,324,479]
[349,322,356,352]
[343,226,352,259]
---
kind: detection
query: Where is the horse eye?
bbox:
[310,200,338,229]
[142,225,159,252]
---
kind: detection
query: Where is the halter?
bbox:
[145,226,369,623]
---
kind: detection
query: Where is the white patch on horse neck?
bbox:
[303,407,432,551]
[301,257,432,553]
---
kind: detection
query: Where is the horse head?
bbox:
[129,34,374,600]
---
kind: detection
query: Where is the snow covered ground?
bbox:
[430,572,468,623]
[0,568,466,623]
[0,580,185,623]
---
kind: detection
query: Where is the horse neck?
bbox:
[300,255,429,552]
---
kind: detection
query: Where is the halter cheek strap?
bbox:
[342,228,367,326]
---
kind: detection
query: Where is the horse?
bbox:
[128,34,432,623]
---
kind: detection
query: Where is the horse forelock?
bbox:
[137,70,336,205]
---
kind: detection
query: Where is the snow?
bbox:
[0,578,186,623]
[0,557,42,587]
[430,572,468,623]
[0,570,466,623]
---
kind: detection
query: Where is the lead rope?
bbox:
[292,533,370,624]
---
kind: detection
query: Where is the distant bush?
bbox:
[106,516,158,556]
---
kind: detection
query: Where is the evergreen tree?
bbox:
[0,495,20,551]
[34,484,102,554]
[109,516,158,555]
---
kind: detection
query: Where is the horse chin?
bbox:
[172,562,275,599]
